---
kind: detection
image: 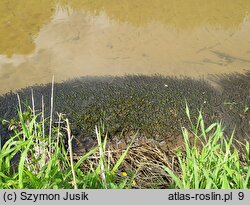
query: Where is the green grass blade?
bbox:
[18,137,33,188]
[111,134,136,173]
[162,165,183,189]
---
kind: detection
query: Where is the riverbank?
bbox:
[0,73,250,188]
[0,103,249,188]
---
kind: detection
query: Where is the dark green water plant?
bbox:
[0,75,221,143]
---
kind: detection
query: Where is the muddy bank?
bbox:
[1,73,250,147]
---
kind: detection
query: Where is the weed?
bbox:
[163,106,250,189]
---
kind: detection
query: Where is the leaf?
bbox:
[74,147,98,170]
[18,137,33,188]
[162,166,183,189]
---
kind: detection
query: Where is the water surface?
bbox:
[0,0,250,93]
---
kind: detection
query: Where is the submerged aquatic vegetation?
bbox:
[1,73,250,144]
[0,75,221,143]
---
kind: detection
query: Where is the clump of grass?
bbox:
[0,89,136,189]
[0,110,75,188]
[163,105,250,189]
[88,123,137,189]
[0,109,136,189]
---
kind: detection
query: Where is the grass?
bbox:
[0,101,136,189]
[0,91,249,188]
[163,105,250,189]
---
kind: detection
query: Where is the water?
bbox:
[0,0,250,93]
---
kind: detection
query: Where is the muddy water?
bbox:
[0,0,250,93]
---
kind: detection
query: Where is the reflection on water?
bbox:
[0,0,55,57]
[0,0,250,93]
[66,0,250,28]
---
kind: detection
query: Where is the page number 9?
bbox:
[238,192,244,200]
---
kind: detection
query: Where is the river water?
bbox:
[0,0,250,93]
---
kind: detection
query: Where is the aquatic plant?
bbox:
[0,75,220,143]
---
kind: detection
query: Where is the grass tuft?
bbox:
[163,106,250,189]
